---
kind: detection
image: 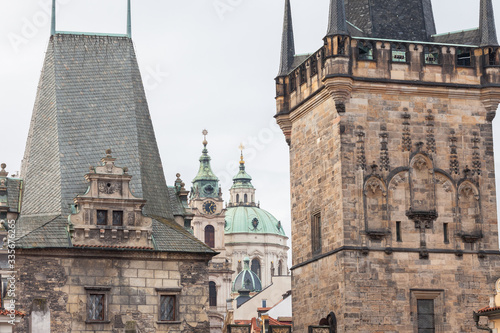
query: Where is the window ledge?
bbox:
[157,321,181,325]
[85,320,111,324]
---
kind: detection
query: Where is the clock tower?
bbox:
[189,130,232,333]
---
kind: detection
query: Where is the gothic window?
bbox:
[85,287,110,323]
[251,258,261,280]
[160,295,176,321]
[209,282,217,307]
[312,211,322,255]
[299,65,307,85]
[112,211,123,226]
[396,221,402,242]
[310,56,318,77]
[358,41,374,61]
[364,177,388,231]
[204,225,215,248]
[244,194,248,203]
[289,73,296,93]
[424,46,440,65]
[457,48,472,67]
[278,261,283,276]
[417,299,435,333]
[96,210,107,226]
[392,43,407,63]
[443,223,449,244]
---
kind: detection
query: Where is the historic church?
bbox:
[275,0,500,331]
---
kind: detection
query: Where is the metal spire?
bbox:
[326,0,349,37]
[127,0,132,38]
[479,0,498,46]
[277,0,295,77]
[51,0,56,35]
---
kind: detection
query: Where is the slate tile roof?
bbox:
[167,186,186,216]
[16,34,214,255]
[432,29,481,46]
[6,178,22,213]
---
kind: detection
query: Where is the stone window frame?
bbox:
[156,288,182,325]
[84,286,111,324]
[209,281,217,307]
[410,289,445,333]
[96,209,108,226]
[311,209,322,256]
[112,210,123,226]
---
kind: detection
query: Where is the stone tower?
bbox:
[275,0,500,331]
[189,132,233,333]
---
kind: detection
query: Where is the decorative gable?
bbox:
[68,150,153,248]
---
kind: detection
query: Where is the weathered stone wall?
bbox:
[15,250,211,333]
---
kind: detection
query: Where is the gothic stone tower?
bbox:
[275,0,500,331]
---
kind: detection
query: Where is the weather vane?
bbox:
[202,129,208,147]
[239,143,245,164]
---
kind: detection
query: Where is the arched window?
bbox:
[244,194,248,203]
[278,261,283,276]
[236,194,240,203]
[204,225,215,248]
[209,281,217,307]
[251,258,261,280]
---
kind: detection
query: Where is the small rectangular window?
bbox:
[457,48,471,67]
[112,211,123,226]
[312,211,322,255]
[262,300,267,308]
[396,221,402,242]
[88,294,105,321]
[417,299,435,333]
[96,210,107,226]
[443,223,449,244]
[160,295,176,321]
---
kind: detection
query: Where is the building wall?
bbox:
[15,250,211,333]
[276,39,500,332]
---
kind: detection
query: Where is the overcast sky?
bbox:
[0,0,499,254]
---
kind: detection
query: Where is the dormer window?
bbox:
[97,210,107,226]
[112,211,123,226]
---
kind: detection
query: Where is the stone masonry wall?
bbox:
[15,250,210,333]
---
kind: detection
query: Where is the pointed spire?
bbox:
[232,145,253,187]
[192,130,218,183]
[479,0,498,46]
[326,0,349,37]
[278,0,295,77]
[51,0,56,35]
[127,0,132,38]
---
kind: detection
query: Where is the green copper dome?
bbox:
[225,206,286,236]
[232,257,262,293]
[231,154,253,190]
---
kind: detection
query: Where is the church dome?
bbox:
[225,206,286,237]
[232,257,262,292]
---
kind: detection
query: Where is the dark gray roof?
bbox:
[326,0,349,36]
[480,0,498,46]
[17,34,213,255]
[7,179,22,213]
[344,0,436,41]
[167,186,186,216]
[432,29,481,46]
[278,0,295,77]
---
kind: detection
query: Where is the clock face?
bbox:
[202,201,217,215]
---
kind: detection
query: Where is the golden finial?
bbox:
[239,143,245,164]
[202,129,208,146]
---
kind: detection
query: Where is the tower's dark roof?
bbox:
[344,0,436,41]
[278,0,295,77]
[326,0,349,37]
[17,34,213,255]
[480,0,498,46]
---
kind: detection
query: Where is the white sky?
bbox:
[0,0,499,258]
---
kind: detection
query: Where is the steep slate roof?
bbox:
[432,29,481,46]
[17,34,213,254]
[479,0,499,46]
[278,0,295,76]
[344,0,436,41]
[167,186,186,216]
[326,0,349,36]
[6,179,22,213]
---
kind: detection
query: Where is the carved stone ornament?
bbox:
[460,183,478,200]
[365,178,386,196]
[412,156,428,171]
[98,181,122,195]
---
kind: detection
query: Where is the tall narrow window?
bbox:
[160,295,176,321]
[236,194,240,203]
[251,258,261,280]
[312,211,322,254]
[443,223,449,244]
[112,211,123,226]
[278,261,283,276]
[244,194,248,203]
[396,221,402,242]
[417,299,435,333]
[209,282,217,307]
[204,225,215,248]
[96,210,107,226]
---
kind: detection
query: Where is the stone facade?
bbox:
[15,250,211,333]
[275,0,500,331]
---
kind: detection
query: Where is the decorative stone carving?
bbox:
[356,131,367,170]
[401,111,412,152]
[472,132,482,176]
[425,110,436,153]
[98,181,122,195]
[449,130,459,175]
[379,126,390,171]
